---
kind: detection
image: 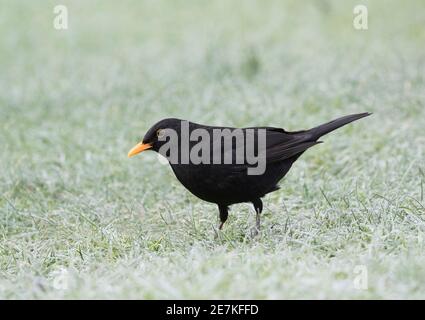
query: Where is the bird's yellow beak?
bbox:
[128,142,153,157]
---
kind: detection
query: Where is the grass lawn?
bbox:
[1,0,425,299]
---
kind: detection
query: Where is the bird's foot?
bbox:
[250,227,260,238]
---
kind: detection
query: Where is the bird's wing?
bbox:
[266,140,321,163]
[235,127,318,165]
[201,126,318,171]
[265,128,321,163]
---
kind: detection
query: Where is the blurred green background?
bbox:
[1,0,424,299]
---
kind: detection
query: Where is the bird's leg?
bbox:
[218,205,229,230]
[251,199,263,237]
[256,210,261,230]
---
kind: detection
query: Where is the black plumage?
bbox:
[128,112,371,234]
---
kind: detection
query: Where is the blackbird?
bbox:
[128,112,370,234]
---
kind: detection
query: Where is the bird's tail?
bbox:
[307,112,371,141]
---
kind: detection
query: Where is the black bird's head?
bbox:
[128,118,182,157]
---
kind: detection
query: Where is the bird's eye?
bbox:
[156,129,165,139]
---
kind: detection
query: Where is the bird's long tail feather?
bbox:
[307,112,371,140]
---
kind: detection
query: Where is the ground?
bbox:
[1,0,425,299]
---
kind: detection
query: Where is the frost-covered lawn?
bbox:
[1,0,424,299]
